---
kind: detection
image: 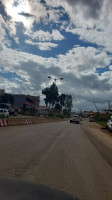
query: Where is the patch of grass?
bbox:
[97,121,107,127]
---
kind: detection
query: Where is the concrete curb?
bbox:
[0,117,68,127]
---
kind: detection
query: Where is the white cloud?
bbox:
[14,37,19,44]
[25,39,58,50]
[0,75,19,93]
[109,65,112,70]
[47,8,64,24]
[0,44,112,110]
[0,8,18,48]
[2,0,47,28]
[57,46,110,76]
[45,0,104,27]
[66,25,112,52]
[0,15,7,45]
[0,44,111,87]
[46,0,112,53]
[35,42,58,51]
[29,0,47,24]
[25,29,64,42]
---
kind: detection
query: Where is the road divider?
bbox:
[0,117,68,127]
[0,119,9,127]
[26,119,33,124]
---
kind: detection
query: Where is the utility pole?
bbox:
[105,100,112,112]
[107,100,111,111]
[93,101,98,112]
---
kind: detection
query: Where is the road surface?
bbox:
[0,119,112,200]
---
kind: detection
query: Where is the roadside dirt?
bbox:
[88,120,112,136]
[83,119,112,162]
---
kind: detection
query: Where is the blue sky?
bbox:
[0,0,112,111]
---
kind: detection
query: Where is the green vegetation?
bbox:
[42,82,72,118]
[97,121,107,127]
[95,112,110,122]
[94,112,110,127]
[0,114,9,119]
[55,113,64,119]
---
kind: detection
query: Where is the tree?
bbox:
[42,88,51,106]
[64,94,73,112]
[42,82,59,108]
[58,93,66,107]
[55,103,62,111]
[42,83,73,116]
[50,82,58,107]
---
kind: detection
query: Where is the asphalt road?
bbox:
[0,119,112,200]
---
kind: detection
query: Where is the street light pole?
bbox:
[48,76,63,82]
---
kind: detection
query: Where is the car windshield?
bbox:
[0,1,112,200]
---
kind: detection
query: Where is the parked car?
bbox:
[89,116,95,122]
[70,115,80,124]
[107,116,112,131]
[0,109,9,117]
[78,116,82,121]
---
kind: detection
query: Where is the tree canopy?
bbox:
[42,82,58,107]
[42,83,73,115]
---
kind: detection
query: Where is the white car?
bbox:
[107,116,112,131]
[0,109,9,117]
[78,116,82,121]
[70,115,80,124]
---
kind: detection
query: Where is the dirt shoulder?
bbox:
[83,118,112,151]
[88,119,110,135]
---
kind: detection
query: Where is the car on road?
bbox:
[107,116,112,132]
[0,109,9,117]
[78,116,82,121]
[89,116,95,122]
[70,115,80,124]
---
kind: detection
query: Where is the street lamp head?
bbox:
[48,76,63,81]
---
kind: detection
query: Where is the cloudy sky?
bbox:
[0,0,112,111]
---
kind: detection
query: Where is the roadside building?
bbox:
[13,94,40,115]
[0,90,40,115]
[0,89,5,102]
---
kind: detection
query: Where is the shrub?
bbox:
[94,113,110,122]
[55,113,64,119]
